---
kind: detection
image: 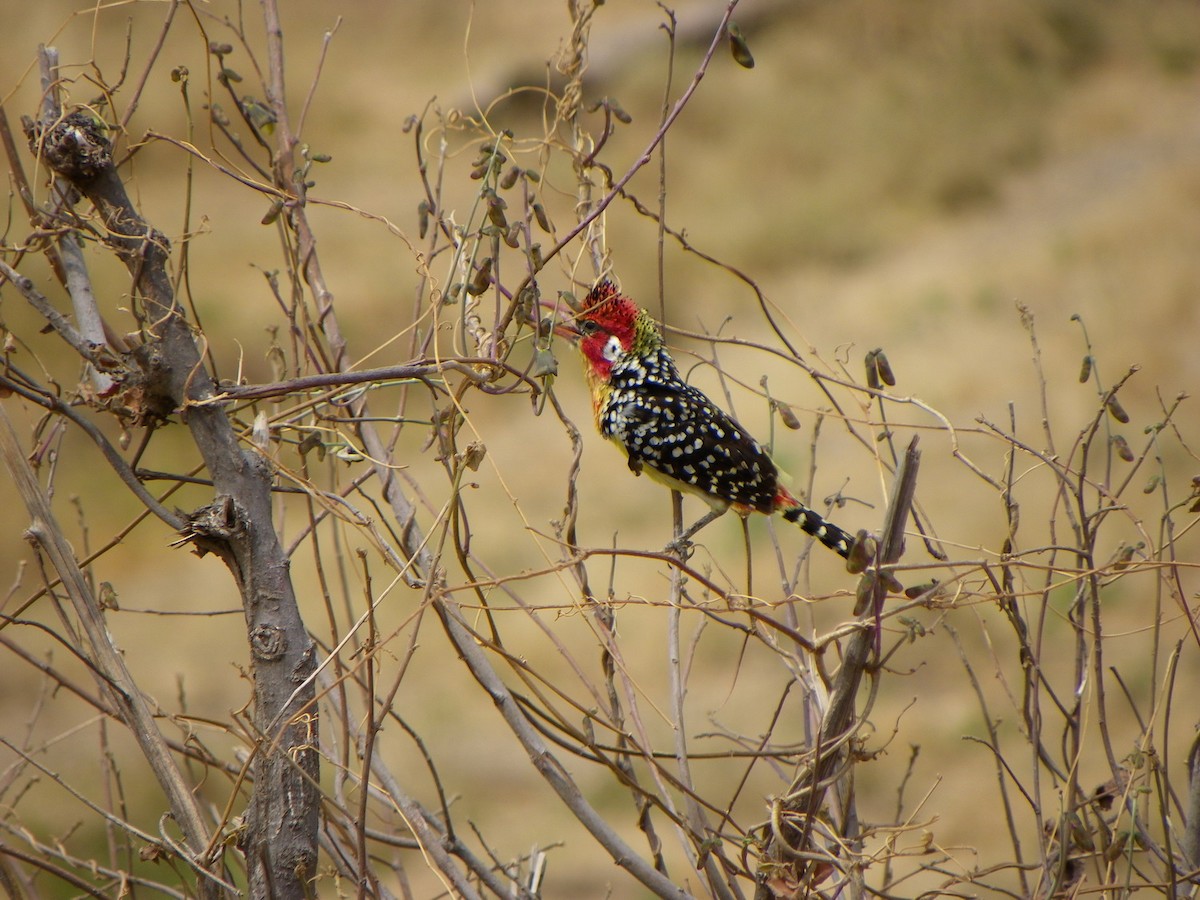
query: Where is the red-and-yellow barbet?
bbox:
[565,280,859,558]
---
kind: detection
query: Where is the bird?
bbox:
[566,280,858,559]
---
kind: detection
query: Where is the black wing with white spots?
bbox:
[599,348,780,513]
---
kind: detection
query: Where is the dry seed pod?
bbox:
[468,258,493,296]
[298,432,324,457]
[1143,475,1160,494]
[846,533,872,574]
[487,202,508,229]
[532,202,552,233]
[874,349,896,386]
[728,23,755,68]
[865,350,880,390]
[905,580,939,600]
[1078,354,1093,383]
[775,401,802,431]
[261,198,284,225]
[1106,394,1130,424]
[518,284,540,314]
[476,145,507,165]
[417,200,430,239]
[529,243,544,268]
[1113,545,1136,571]
[500,165,520,190]
[503,223,521,248]
[1111,434,1134,462]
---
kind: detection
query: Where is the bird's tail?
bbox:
[780,501,855,559]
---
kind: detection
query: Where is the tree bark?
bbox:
[24,108,318,899]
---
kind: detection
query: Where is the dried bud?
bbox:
[252,411,271,453]
[1143,475,1160,494]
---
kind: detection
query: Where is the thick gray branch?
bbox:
[25,96,317,898]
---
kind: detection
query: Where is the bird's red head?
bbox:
[572,281,642,382]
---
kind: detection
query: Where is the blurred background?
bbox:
[2,0,1200,896]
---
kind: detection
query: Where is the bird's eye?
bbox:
[578,319,600,335]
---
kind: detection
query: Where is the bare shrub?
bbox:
[1,2,1198,898]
